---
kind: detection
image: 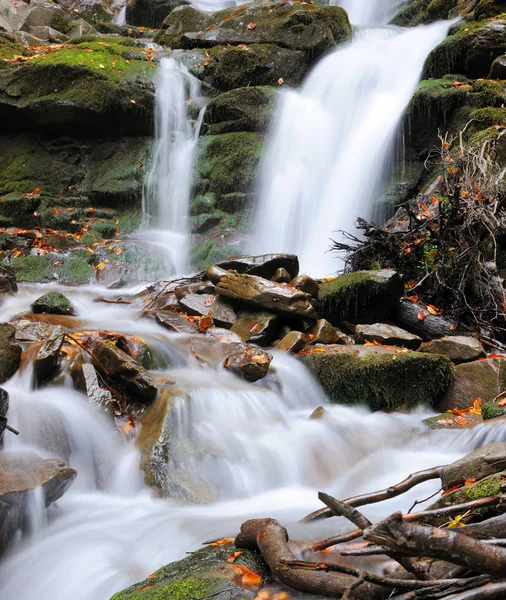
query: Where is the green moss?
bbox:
[32,291,75,315]
[50,12,74,35]
[302,348,453,410]
[58,258,94,284]
[391,0,457,26]
[482,402,505,420]
[466,474,502,500]
[9,254,93,284]
[191,240,238,271]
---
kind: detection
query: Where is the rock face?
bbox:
[302,345,453,411]
[32,291,75,316]
[355,323,422,349]
[318,270,404,325]
[178,293,237,328]
[231,310,279,345]
[0,323,22,384]
[214,254,299,280]
[111,542,267,600]
[126,0,188,28]
[437,358,506,411]
[216,272,316,321]
[420,336,486,363]
[33,325,65,386]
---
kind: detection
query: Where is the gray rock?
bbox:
[213,253,299,280]
[26,25,69,42]
[307,319,341,345]
[33,325,65,386]
[32,291,75,316]
[175,281,215,299]
[420,336,486,364]
[216,272,316,321]
[490,54,506,78]
[355,323,422,349]
[290,274,319,298]
[154,311,199,334]
[225,346,272,382]
[178,293,237,328]
[231,310,279,345]
[14,320,57,343]
[276,331,308,353]
[271,267,291,283]
[0,323,22,384]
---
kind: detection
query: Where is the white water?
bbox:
[250,21,450,276]
[336,0,408,25]
[139,57,203,276]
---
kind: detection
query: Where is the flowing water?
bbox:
[250,18,450,276]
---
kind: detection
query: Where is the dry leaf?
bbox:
[228,551,243,563]
[209,537,235,547]
[242,572,262,586]
[247,22,257,29]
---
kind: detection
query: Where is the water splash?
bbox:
[250,22,450,276]
[336,0,408,25]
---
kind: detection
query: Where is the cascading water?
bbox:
[250,18,450,276]
[136,57,203,276]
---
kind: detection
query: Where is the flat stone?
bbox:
[307,319,341,345]
[205,327,243,344]
[33,325,64,386]
[213,253,299,280]
[231,310,279,345]
[275,331,308,353]
[420,336,486,364]
[154,311,199,334]
[355,323,422,349]
[14,319,56,342]
[81,363,114,412]
[216,272,316,321]
[174,281,215,300]
[178,293,237,328]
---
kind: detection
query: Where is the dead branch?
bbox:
[93,296,132,305]
[441,581,506,599]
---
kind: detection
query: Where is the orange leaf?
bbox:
[247,22,257,29]
[228,551,243,563]
[464,477,476,486]
[442,484,463,496]
[97,262,106,271]
[277,77,284,85]
[209,537,235,547]
[417,310,426,321]
[454,415,469,426]
[138,586,153,592]
[427,304,442,316]
[242,572,262,586]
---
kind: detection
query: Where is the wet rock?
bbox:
[307,319,341,345]
[214,254,299,280]
[126,0,188,28]
[216,272,317,321]
[420,336,486,364]
[205,327,243,344]
[440,442,506,489]
[271,267,291,284]
[394,298,455,340]
[87,338,159,405]
[174,281,215,300]
[355,323,422,350]
[490,54,506,78]
[437,358,506,411]
[0,387,8,449]
[154,311,199,334]
[115,334,153,370]
[13,320,56,343]
[290,274,319,298]
[225,346,272,382]
[318,270,404,326]
[423,411,483,430]
[0,266,17,297]
[32,291,75,316]
[206,264,229,285]
[33,326,65,386]
[0,451,76,555]
[302,345,453,411]
[0,323,22,384]
[156,2,351,59]
[231,310,279,345]
[81,363,114,412]
[178,293,237,328]
[111,542,267,600]
[275,331,308,353]
[482,402,505,420]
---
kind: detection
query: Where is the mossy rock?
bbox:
[424,18,506,79]
[9,254,93,284]
[32,290,75,316]
[0,323,21,384]
[318,270,404,325]
[191,239,242,271]
[391,0,458,26]
[0,38,155,135]
[156,2,351,60]
[482,401,505,419]
[204,86,277,135]
[185,44,310,91]
[302,345,453,410]
[110,543,267,600]
[194,132,263,209]
[126,0,189,28]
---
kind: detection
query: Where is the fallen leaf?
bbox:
[242,572,262,586]
[250,323,260,333]
[417,310,426,321]
[209,537,235,547]
[448,515,465,528]
[442,484,463,496]
[464,477,477,486]
[277,77,284,85]
[228,551,243,563]
[247,22,257,29]
[436,418,455,426]
[138,586,153,592]
[454,415,469,426]
[99,63,105,69]
[96,262,106,270]
[130,99,136,104]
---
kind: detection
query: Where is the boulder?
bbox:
[318,270,404,326]
[154,311,199,334]
[86,337,159,405]
[33,325,65,386]
[355,323,422,349]
[231,310,279,345]
[302,345,453,411]
[205,327,243,344]
[0,323,22,384]
[31,291,75,316]
[391,0,459,26]
[290,274,319,298]
[174,281,215,299]
[216,272,317,321]
[126,0,188,28]
[206,264,229,285]
[0,266,17,297]
[271,267,291,283]
[156,3,351,59]
[437,357,506,411]
[0,0,30,32]
[114,334,153,370]
[420,336,486,363]
[440,442,506,489]
[225,346,272,382]
[275,331,308,353]
[81,363,114,412]
[214,254,299,280]
[178,293,237,328]
[111,542,267,600]
[307,319,343,345]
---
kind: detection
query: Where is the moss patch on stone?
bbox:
[391,0,458,26]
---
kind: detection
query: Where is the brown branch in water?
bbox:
[93,296,132,305]
[65,334,112,377]
[387,575,492,600]
[364,512,506,577]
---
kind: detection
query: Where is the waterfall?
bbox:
[139,57,203,276]
[336,0,409,25]
[250,21,450,276]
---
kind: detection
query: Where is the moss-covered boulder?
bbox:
[156,3,351,60]
[482,401,505,419]
[110,542,267,600]
[31,291,75,316]
[424,18,506,79]
[203,87,276,135]
[0,323,21,384]
[302,345,453,410]
[10,254,94,284]
[0,37,155,135]
[391,0,459,26]
[318,270,404,326]
[187,44,310,91]
[126,0,188,28]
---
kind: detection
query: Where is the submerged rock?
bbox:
[31,291,75,316]
[355,323,422,349]
[302,345,453,410]
[420,336,486,364]
[231,310,279,345]
[0,323,22,384]
[154,311,199,334]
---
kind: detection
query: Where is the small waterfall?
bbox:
[140,57,203,276]
[250,22,450,276]
[336,0,409,25]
